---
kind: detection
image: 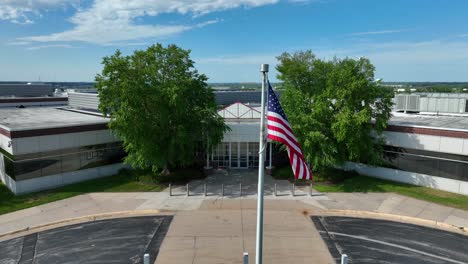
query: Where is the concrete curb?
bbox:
[323,209,468,235]
[0,210,164,241]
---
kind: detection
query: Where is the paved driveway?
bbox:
[313,216,468,264]
[0,216,172,264]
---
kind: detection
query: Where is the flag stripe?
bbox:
[267,113,294,134]
[267,125,302,155]
[267,118,297,142]
[266,82,312,180]
[292,151,298,176]
[267,129,303,155]
[300,158,305,180]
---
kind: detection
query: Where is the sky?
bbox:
[1,0,468,82]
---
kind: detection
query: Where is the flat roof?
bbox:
[0,107,108,132]
[223,111,468,132]
[389,113,468,132]
[0,97,68,102]
[3,106,468,136]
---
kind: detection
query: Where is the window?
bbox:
[212,143,230,168]
[2,143,125,181]
[382,145,468,181]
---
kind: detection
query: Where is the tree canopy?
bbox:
[276,51,393,170]
[95,44,228,173]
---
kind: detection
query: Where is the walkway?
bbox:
[0,169,467,263]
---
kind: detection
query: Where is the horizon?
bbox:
[2,81,468,85]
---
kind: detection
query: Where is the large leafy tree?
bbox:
[95,44,228,173]
[276,51,393,170]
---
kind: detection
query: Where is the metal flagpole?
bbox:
[256,64,268,264]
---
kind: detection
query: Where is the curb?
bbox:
[323,209,468,235]
[0,210,164,241]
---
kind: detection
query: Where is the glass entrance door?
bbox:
[248,142,259,168]
[239,142,248,168]
[230,142,238,168]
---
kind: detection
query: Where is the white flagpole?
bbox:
[256,64,268,264]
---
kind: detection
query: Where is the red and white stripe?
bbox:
[267,111,312,180]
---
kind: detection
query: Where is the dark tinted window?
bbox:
[62,153,81,174]
[383,145,468,181]
[4,143,125,181]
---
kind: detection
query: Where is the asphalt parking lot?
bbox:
[0,216,172,264]
[313,216,468,264]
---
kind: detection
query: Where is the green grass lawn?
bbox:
[272,166,468,211]
[0,167,205,216]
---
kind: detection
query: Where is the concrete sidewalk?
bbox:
[0,169,467,263]
[1,191,467,238]
[156,199,333,264]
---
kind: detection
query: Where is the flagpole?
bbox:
[256,64,268,264]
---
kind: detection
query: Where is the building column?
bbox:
[229,142,232,168]
[246,141,249,168]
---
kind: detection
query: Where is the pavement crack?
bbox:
[18,233,38,264]
[191,236,197,264]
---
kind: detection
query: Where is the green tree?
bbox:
[276,51,393,170]
[95,44,228,174]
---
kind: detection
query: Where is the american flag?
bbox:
[267,82,312,180]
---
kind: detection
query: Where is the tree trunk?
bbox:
[162,164,170,175]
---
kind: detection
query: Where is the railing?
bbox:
[168,183,316,197]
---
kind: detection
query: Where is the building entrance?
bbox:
[211,142,261,169]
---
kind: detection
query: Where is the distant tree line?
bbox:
[387,82,468,93]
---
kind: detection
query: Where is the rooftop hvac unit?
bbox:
[394,94,420,112]
[395,95,407,111]
[406,95,420,112]
[68,92,99,110]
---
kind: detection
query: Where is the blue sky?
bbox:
[1,0,468,82]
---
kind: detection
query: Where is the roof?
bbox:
[389,113,468,132]
[215,90,282,105]
[0,107,108,132]
[218,102,262,119]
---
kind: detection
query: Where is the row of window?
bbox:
[211,142,266,168]
[383,146,468,181]
[3,143,126,181]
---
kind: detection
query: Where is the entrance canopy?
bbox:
[209,102,272,169]
[218,102,262,120]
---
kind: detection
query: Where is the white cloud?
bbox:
[196,40,468,82]
[359,41,468,81]
[7,41,31,45]
[347,29,406,36]
[19,0,277,45]
[0,0,79,24]
[363,41,468,63]
[288,0,318,4]
[101,42,149,47]
[26,44,75,50]
[23,23,194,44]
